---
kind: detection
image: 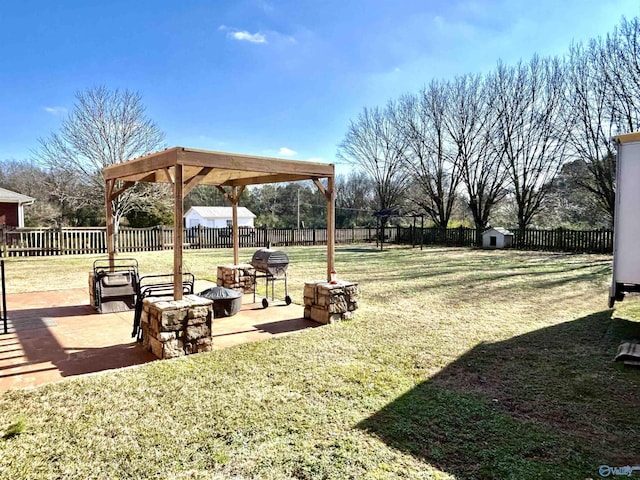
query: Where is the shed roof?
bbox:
[483,227,513,236]
[186,206,256,219]
[0,187,35,204]
[614,132,640,144]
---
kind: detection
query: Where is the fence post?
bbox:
[556,227,564,251]
[57,226,64,255]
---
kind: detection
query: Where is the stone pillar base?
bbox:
[303,281,359,324]
[141,295,213,359]
[216,264,255,293]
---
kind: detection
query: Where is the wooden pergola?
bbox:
[103,147,335,300]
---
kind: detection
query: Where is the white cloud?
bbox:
[231,30,267,44]
[44,106,67,116]
[279,147,297,156]
[218,25,296,45]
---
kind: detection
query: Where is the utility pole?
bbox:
[297,187,300,230]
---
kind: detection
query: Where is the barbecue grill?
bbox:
[250,248,292,308]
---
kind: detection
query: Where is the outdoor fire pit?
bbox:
[198,286,243,318]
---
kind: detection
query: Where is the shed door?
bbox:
[490,236,497,247]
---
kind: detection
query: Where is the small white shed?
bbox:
[482,227,514,249]
[184,206,256,229]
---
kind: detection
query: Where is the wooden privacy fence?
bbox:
[0,225,380,257]
[0,225,614,257]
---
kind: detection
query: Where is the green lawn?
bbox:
[0,245,638,479]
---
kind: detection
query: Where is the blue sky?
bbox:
[1,0,639,170]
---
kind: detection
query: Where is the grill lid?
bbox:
[251,248,289,275]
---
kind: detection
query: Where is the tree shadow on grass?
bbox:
[357,311,640,479]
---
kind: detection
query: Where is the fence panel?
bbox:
[0,224,616,257]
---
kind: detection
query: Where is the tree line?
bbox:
[337,16,640,236]
[0,154,376,229]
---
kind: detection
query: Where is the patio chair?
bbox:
[131,273,195,342]
[92,258,139,313]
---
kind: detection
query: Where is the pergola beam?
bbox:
[109,181,135,201]
[183,167,214,197]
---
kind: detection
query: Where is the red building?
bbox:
[0,187,34,228]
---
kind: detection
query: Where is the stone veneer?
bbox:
[217,264,255,293]
[303,281,359,324]
[140,295,213,359]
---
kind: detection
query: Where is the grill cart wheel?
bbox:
[262,298,269,309]
[285,295,292,305]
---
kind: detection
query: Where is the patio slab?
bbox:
[0,286,318,391]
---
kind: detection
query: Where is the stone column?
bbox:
[140,294,214,359]
[303,281,359,324]
[216,264,255,293]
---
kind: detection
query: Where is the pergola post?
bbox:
[232,186,239,265]
[173,164,184,300]
[326,176,336,281]
[215,185,244,266]
[105,179,115,270]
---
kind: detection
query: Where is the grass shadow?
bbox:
[357,311,640,479]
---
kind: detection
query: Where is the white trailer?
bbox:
[610,132,640,307]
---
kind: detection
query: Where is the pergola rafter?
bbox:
[103,147,336,300]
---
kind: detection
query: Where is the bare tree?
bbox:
[444,74,507,242]
[0,159,62,226]
[395,80,460,227]
[337,104,409,224]
[563,42,616,225]
[335,170,376,227]
[597,17,640,134]
[35,87,169,236]
[490,56,567,233]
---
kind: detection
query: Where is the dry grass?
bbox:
[0,245,638,479]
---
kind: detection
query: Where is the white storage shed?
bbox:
[184,206,256,229]
[610,132,640,307]
[482,227,514,249]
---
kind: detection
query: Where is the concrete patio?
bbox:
[0,282,318,391]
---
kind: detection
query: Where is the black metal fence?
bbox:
[0,224,614,257]
[398,225,613,253]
